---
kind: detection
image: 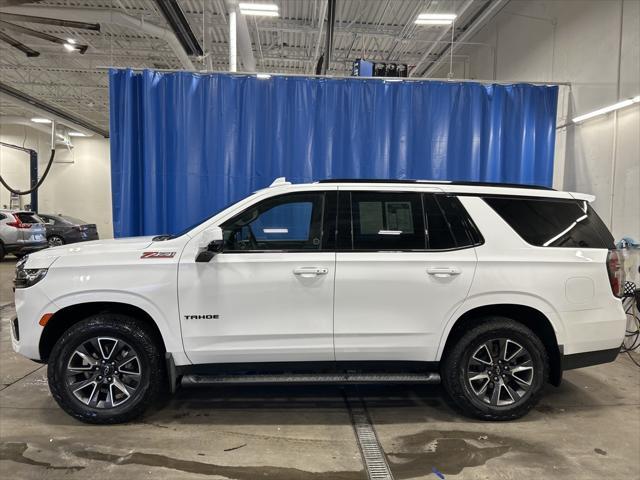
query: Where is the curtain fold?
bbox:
[109,69,558,237]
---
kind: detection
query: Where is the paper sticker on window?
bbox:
[386,202,413,232]
[262,228,289,234]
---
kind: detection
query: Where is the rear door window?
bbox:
[350,192,425,250]
[483,197,614,248]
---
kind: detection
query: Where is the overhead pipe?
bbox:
[154,0,203,56]
[0,29,39,57]
[229,9,237,71]
[421,0,509,78]
[309,0,328,74]
[321,0,337,75]
[224,0,256,71]
[0,19,89,53]
[0,12,100,30]
[0,81,106,137]
[0,5,195,70]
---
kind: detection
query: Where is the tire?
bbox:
[0,242,5,261]
[48,313,165,424]
[441,317,548,421]
[48,235,64,247]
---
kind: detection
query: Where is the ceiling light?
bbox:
[68,131,87,137]
[63,43,76,52]
[573,95,640,123]
[415,19,454,25]
[30,117,51,124]
[66,38,77,44]
[417,13,457,20]
[415,13,457,25]
[256,73,271,79]
[239,3,279,16]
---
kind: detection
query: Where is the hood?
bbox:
[25,236,157,269]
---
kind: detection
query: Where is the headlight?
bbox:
[14,268,48,289]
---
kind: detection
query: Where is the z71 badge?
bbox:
[140,251,176,259]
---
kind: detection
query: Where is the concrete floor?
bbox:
[0,256,638,480]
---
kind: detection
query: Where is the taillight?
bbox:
[606,249,624,298]
[7,215,31,229]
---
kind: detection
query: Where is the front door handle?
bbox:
[427,267,461,278]
[293,267,329,277]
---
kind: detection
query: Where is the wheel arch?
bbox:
[440,303,563,386]
[39,302,167,362]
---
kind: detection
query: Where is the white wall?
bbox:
[433,0,640,242]
[0,124,113,238]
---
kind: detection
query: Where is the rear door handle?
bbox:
[293,267,329,277]
[427,267,461,277]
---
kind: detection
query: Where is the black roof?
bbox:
[316,179,554,190]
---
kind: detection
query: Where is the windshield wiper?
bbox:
[152,234,172,241]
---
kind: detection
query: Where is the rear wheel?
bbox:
[441,317,548,421]
[0,242,5,261]
[48,313,164,424]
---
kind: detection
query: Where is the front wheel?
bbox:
[441,318,548,421]
[48,235,64,247]
[48,314,165,424]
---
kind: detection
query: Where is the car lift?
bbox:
[0,119,57,212]
[0,141,38,212]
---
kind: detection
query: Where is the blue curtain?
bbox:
[109,69,558,237]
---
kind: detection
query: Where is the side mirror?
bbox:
[195,226,223,263]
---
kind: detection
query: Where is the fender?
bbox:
[50,290,190,365]
[435,291,565,361]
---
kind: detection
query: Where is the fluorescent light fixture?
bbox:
[66,38,77,44]
[415,12,456,25]
[573,95,640,123]
[68,131,87,137]
[239,3,278,11]
[417,13,457,20]
[239,3,279,16]
[256,73,272,79]
[30,117,51,124]
[415,19,454,25]
[63,43,76,52]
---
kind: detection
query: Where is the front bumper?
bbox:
[11,286,56,361]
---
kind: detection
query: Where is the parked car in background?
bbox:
[38,214,99,246]
[0,210,48,260]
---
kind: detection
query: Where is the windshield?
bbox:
[160,197,248,240]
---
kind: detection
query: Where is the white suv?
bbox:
[11,179,626,424]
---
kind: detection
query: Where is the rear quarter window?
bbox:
[483,196,614,248]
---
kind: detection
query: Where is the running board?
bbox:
[181,372,440,386]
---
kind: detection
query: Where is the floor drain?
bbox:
[345,392,394,480]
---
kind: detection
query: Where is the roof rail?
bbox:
[316,178,554,190]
